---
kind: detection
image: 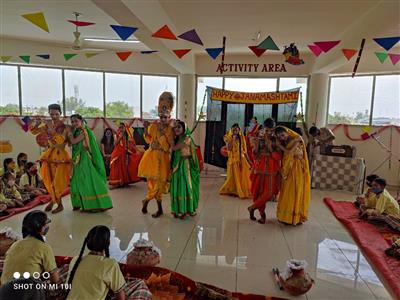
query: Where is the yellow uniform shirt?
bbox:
[19,173,43,188]
[1,236,57,284]
[0,192,13,205]
[367,189,400,218]
[364,191,377,209]
[66,255,126,300]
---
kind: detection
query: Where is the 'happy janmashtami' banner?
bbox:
[207,86,300,104]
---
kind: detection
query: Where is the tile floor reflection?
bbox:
[0,176,393,299]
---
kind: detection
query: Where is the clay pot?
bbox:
[280,268,314,296]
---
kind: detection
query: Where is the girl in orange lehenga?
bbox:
[275,126,311,225]
[108,123,142,189]
[30,104,72,214]
[219,123,252,199]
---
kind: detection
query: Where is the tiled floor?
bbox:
[1,173,394,299]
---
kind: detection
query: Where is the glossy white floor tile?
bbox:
[0,175,394,299]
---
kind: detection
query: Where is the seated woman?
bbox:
[355,174,379,208]
[1,210,60,285]
[16,152,28,180]
[66,225,151,300]
[1,172,25,207]
[0,158,17,178]
[19,162,48,197]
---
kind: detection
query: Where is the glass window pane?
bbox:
[21,67,62,116]
[142,75,177,119]
[279,77,308,116]
[196,77,223,120]
[372,75,400,126]
[0,65,19,115]
[105,73,140,118]
[328,76,373,125]
[64,70,103,117]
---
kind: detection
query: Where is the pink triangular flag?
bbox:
[388,53,400,65]
[308,44,323,57]
[314,41,340,53]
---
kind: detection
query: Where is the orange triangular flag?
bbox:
[116,51,132,61]
[22,12,49,33]
[341,49,357,60]
[152,25,177,40]
[173,49,191,58]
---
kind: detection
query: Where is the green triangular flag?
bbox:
[257,35,280,50]
[64,53,77,61]
[1,56,12,63]
[19,55,30,63]
[375,52,388,64]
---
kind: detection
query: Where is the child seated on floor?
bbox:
[16,152,28,180]
[19,162,48,197]
[355,174,379,208]
[66,225,151,300]
[0,172,24,208]
[0,158,17,178]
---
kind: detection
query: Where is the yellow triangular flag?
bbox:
[22,12,49,33]
[362,126,372,134]
[85,52,100,58]
[1,56,12,63]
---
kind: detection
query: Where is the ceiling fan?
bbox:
[70,12,105,51]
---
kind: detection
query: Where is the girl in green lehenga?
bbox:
[170,120,200,219]
[68,114,113,212]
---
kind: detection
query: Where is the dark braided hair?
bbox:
[67,226,111,291]
[25,162,39,187]
[174,120,186,145]
[17,153,27,169]
[22,210,49,242]
[3,158,13,172]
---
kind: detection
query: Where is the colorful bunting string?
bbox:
[173,49,191,58]
[178,29,203,45]
[116,51,132,61]
[67,20,95,27]
[341,49,357,60]
[64,53,77,61]
[373,36,400,51]
[374,52,388,64]
[205,48,223,60]
[257,36,279,50]
[19,55,30,63]
[248,46,266,57]
[36,54,50,60]
[152,25,177,40]
[388,53,400,65]
[110,25,138,41]
[308,44,323,57]
[313,41,340,53]
[22,12,49,33]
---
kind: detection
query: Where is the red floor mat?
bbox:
[324,198,400,299]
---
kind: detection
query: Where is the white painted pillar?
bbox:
[306,73,329,127]
[178,74,196,127]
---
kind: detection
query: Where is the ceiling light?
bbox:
[84,38,140,43]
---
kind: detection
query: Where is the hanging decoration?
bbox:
[0,56,12,63]
[313,40,340,53]
[205,48,223,60]
[22,12,49,33]
[341,49,357,60]
[116,51,132,61]
[308,44,323,57]
[152,25,177,40]
[331,124,400,142]
[375,52,388,63]
[21,116,32,132]
[0,141,13,153]
[282,43,304,65]
[63,53,78,61]
[141,50,158,54]
[373,36,400,51]
[352,38,365,77]
[19,55,30,63]
[36,54,50,60]
[178,29,203,45]
[85,52,100,58]
[257,35,280,50]
[389,53,400,65]
[173,49,191,58]
[110,25,138,41]
[67,20,95,27]
[248,46,266,57]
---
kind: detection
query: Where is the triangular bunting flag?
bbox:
[152,25,177,40]
[248,46,266,57]
[374,52,388,64]
[22,12,49,33]
[373,37,400,51]
[110,25,138,41]
[313,41,340,53]
[173,49,191,59]
[67,20,95,27]
[308,44,323,57]
[178,29,203,45]
[140,51,158,54]
[36,54,50,60]
[0,56,12,63]
[205,48,223,60]
[389,53,400,65]
[257,36,279,50]
[341,49,357,60]
[64,53,77,61]
[19,55,30,63]
[85,52,100,58]
[116,51,132,61]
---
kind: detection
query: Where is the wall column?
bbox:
[306,73,329,127]
[178,74,196,127]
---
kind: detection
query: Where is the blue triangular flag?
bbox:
[373,36,400,51]
[36,54,50,59]
[110,25,138,41]
[205,48,223,60]
[141,50,158,54]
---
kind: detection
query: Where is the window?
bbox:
[64,70,103,117]
[142,75,177,119]
[21,67,62,115]
[328,76,374,125]
[278,77,308,122]
[372,75,400,126]
[196,77,223,120]
[0,65,19,115]
[105,73,140,118]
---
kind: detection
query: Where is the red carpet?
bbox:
[0,188,70,221]
[324,198,400,299]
